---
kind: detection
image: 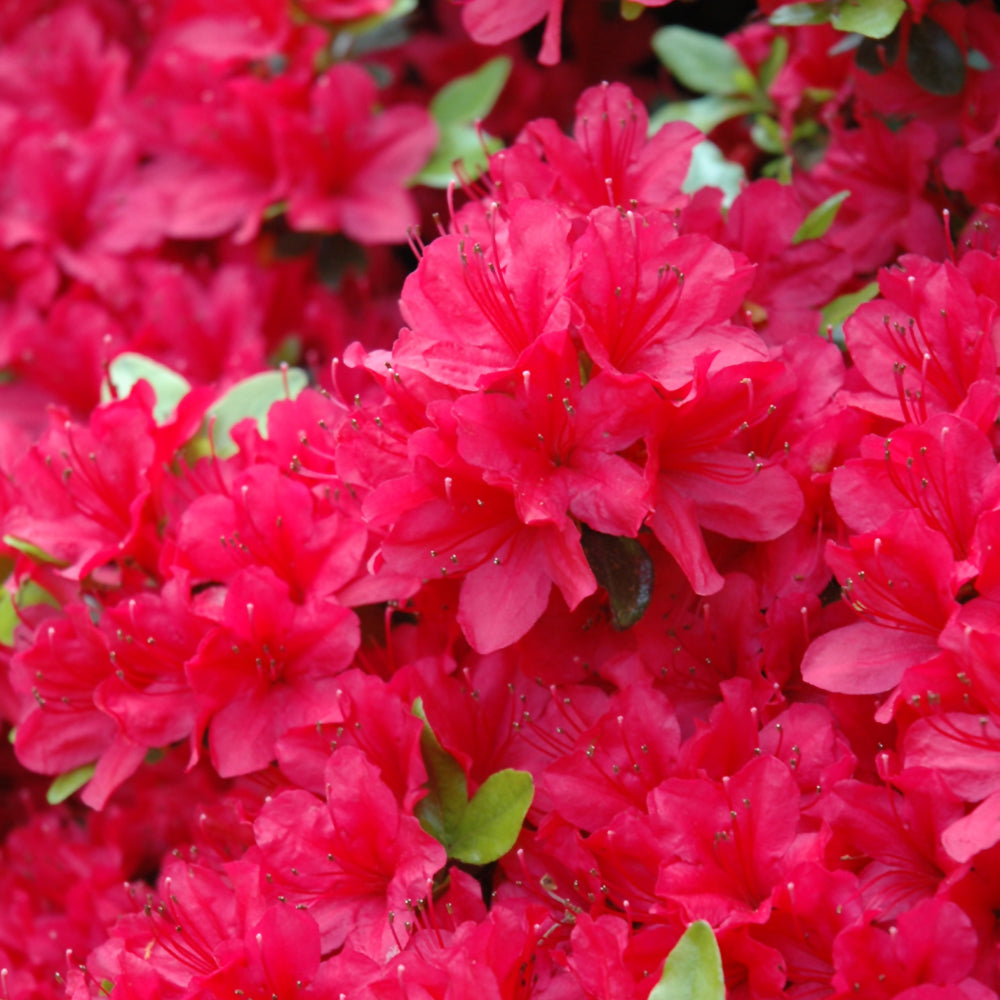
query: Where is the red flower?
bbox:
[280,65,437,244]
[395,199,574,391]
[651,755,812,929]
[186,567,359,777]
[647,359,803,595]
[841,254,999,424]
[572,207,760,392]
[453,330,654,537]
[252,746,446,957]
[492,82,700,215]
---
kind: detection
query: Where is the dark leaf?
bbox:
[856,25,900,74]
[907,18,966,95]
[581,526,654,630]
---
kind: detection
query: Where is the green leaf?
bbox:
[2,536,70,567]
[0,586,15,647]
[417,58,511,188]
[819,280,879,332]
[581,527,655,630]
[682,141,747,207]
[102,352,192,425]
[793,190,850,244]
[648,95,759,136]
[447,769,534,865]
[620,0,645,20]
[430,57,512,126]
[47,763,96,805]
[758,35,790,90]
[968,49,993,72]
[0,580,58,646]
[769,1,832,27]
[414,124,503,188]
[652,27,756,96]
[648,921,725,1000]
[339,0,417,35]
[907,17,966,95]
[206,367,308,458]
[830,0,906,39]
[413,698,469,846]
[750,114,784,155]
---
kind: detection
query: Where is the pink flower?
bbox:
[252,746,447,957]
[280,65,437,244]
[492,82,700,214]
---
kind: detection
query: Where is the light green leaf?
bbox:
[758,35,790,90]
[340,0,417,35]
[648,921,725,1000]
[418,57,511,188]
[793,190,850,244]
[447,769,534,865]
[0,580,58,646]
[682,140,746,209]
[206,367,308,458]
[831,0,906,39]
[0,587,15,647]
[652,27,756,96]
[968,49,993,72]
[620,0,645,20]
[820,281,880,337]
[2,536,70,567]
[750,115,784,155]
[430,57,512,127]
[648,95,759,136]
[413,698,469,846]
[769,1,833,27]
[414,124,503,188]
[47,763,96,805]
[101,353,192,425]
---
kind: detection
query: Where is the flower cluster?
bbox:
[1,1,1000,999]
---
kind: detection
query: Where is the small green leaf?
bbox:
[830,0,906,39]
[0,587,15,647]
[968,49,993,72]
[102,352,192,425]
[2,536,70,567]
[855,27,901,75]
[581,527,655,630]
[793,190,850,244]
[47,763,96,805]
[418,58,511,188]
[648,95,759,136]
[340,0,417,35]
[758,36,790,90]
[447,769,534,865]
[430,57,512,127]
[620,0,645,20]
[206,367,308,458]
[769,2,833,27]
[0,580,58,645]
[652,27,756,96]
[413,698,469,846]
[648,921,725,1000]
[414,124,503,188]
[750,115,784,155]
[820,281,880,333]
[907,17,966,95]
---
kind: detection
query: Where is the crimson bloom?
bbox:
[252,746,447,957]
[453,330,654,537]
